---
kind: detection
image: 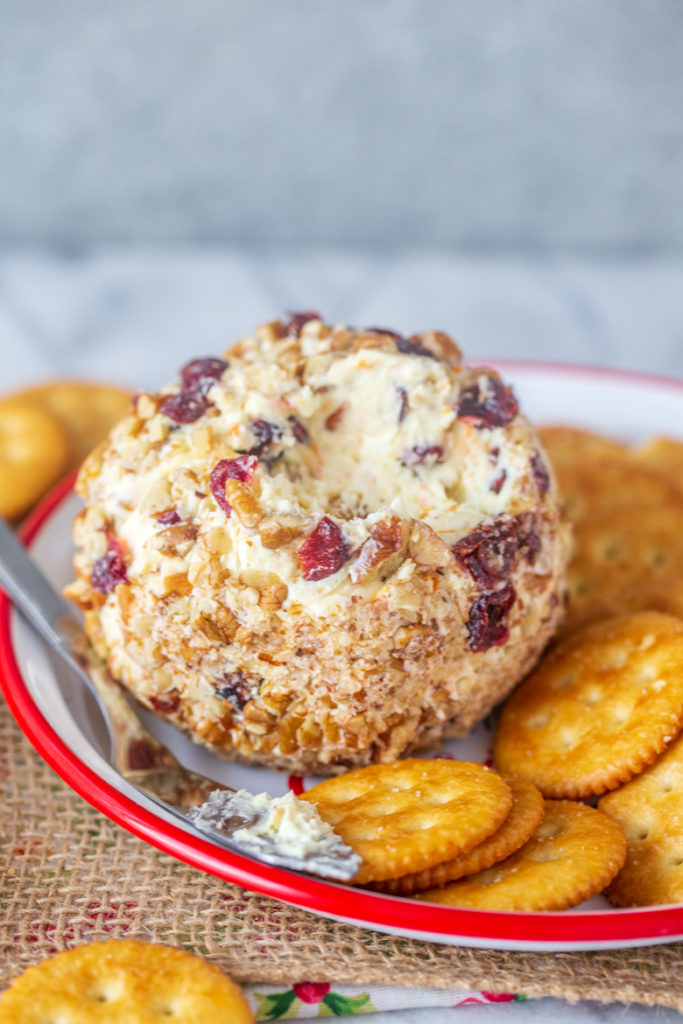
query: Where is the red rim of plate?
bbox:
[2,360,683,949]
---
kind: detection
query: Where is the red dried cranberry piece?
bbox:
[490,470,507,494]
[299,517,349,581]
[179,357,227,391]
[366,326,403,341]
[395,335,436,359]
[531,451,550,493]
[397,386,409,423]
[457,377,519,429]
[91,534,129,594]
[128,738,164,770]
[150,691,180,714]
[401,444,444,467]
[215,670,254,710]
[247,418,282,455]
[160,391,210,424]
[453,513,541,588]
[210,456,258,516]
[466,583,516,652]
[284,311,321,336]
[288,415,309,444]
[156,509,181,525]
[453,520,517,587]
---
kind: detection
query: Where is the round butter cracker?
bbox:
[0,396,69,520]
[0,939,254,1023]
[495,611,683,799]
[600,732,683,907]
[419,800,627,912]
[300,758,513,885]
[374,775,544,895]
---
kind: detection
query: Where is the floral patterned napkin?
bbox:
[245,981,527,1019]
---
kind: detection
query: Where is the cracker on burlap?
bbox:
[418,800,627,911]
[0,940,254,1023]
[373,776,544,895]
[17,380,132,469]
[538,425,629,467]
[495,612,683,798]
[0,397,70,520]
[599,732,683,907]
[632,436,683,497]
[564,503,683,636]
[553,459,679,523]
[300,758,512,885]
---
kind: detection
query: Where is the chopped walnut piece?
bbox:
[134,393,160,419]
[255,319,287,343]
[350,516,409,583]
[163,573,193,597]
[242,701,276,735]
[224,479,263,528]
[408,520,452,568]
[410,330,462,365]
[197,607,239,643]
[259,579,289,612]
[352,332,398,354]
[156,522,199,556]
[258,513,308,549]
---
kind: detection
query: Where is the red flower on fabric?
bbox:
[293,982,331,1003]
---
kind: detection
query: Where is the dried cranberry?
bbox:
[453,520,517,587]
[246,418,282,455]
[453,513,541,587]
[210,455,258,516]
[298,517,349,581]
[531,451,550,494]
[457,377,519,429]
[395,335,436,359]
[179,357,227,391]
[215,670,254,710]
[156,509,181,525]
[160,391,210,424]
[397,386,409,423]
[490,470,507,494]
[91,534,129,594]
[150,691,180,714]
[466,583,516,652]
[366,326,403,341]
[284,311,321,336]
[128,738,162,770]
[288,415,309,444]
[401,444,444,467]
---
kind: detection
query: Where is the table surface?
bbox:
[2,246,682,1023]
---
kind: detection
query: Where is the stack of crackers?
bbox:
[0,382,131,522]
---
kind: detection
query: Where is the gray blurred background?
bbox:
[1,0,682,252]
[1,0,682,393]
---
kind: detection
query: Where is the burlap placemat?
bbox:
[2,695,683,1013]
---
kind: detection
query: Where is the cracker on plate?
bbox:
[301,758,513,885]
[494,612,683,798]
[418,800,627,911]
[600,732,683,907]
[374,775,544,895]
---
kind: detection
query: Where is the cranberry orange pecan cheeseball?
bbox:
[65,315,569,774]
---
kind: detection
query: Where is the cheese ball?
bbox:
[66,314,569,774]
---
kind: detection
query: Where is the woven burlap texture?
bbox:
[2,696,683,1012]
